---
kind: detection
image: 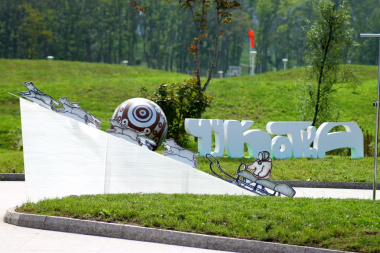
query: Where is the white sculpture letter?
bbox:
[224,120,253,158]
[244,130,272,158]
[301,126,318,158]
[210,119,225,157]
[185,119,212,156]
[271,136,293,159]
[267,122,313,158]
[314,122,364,158]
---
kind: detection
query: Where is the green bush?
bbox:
[8,128,23,151]
[140,78,213,146]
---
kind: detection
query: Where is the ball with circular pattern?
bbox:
[110,98,168,151]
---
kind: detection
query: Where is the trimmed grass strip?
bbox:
[18,194,380,253]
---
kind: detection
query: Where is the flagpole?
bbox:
[360,33,380,200]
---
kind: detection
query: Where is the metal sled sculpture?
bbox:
[206,153,296,197]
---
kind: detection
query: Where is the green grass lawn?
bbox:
[18,194,380,253]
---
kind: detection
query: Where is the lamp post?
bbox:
[360,33,380,200]
[250,51,257,75]
[282,58,288,70]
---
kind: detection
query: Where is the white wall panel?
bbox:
[21,98,106,202]
[20,98,254,202]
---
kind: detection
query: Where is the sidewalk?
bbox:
[294,187,379,199]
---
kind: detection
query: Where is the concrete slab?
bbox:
[294,187,380,200]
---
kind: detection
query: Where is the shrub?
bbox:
[8,128,23,151]
[140,78,213,146]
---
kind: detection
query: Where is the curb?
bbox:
[4,207,350,253]
[1,173,378,190]
[0,173,25,181]
[272,180,380,190]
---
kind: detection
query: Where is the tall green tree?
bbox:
[3,0,380,71]
[254,0,280,73]
[18,4,52,59]
[298,0,357,126]
[179,0,242,92]
[348,0,380,65]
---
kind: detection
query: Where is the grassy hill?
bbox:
[203,65,378,131]
[0,59,378,181]
[1,59,378,142]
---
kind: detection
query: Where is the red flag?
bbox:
[248,30,254,48]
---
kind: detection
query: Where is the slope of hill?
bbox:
[204,65,378,132]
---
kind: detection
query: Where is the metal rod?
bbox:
[252,55,255,75]
[360,33,380,200]
[374,38,380,200]
[360,33,380,37]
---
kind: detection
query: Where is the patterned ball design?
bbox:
[110,98,168,150]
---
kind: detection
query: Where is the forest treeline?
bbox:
[1,0,379,75]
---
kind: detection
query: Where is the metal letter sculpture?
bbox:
[207,151,296,197]
[20,82,102,129]
[162,138,199,168]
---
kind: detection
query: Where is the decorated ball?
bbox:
[110,98,168,150]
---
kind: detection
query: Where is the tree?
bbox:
[216,9,251,73]
[271,0,315,70]
[298,0,357,127]
[132,0,241,92]
[18,4,52,59]
[181,0,241,91]
[348,0,380,65]
[139,78,213,145]
[253,0,280,73]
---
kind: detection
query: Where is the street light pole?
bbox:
[282,58,288,70]
[360,33,380,200]
[250,51,257,75]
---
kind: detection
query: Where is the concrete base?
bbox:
[0,173,25,181]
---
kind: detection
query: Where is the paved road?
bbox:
[1,182,379,252]
[294,186,380,199]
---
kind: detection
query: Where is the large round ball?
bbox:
[110,98,168,150]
